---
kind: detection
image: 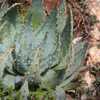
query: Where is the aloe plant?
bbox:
[0,0,88,99]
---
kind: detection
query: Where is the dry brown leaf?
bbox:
[42,0,62,15]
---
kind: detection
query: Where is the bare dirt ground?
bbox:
[81,1,100,99]
[87,0,100,66]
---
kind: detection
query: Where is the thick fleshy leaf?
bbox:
[58,40,88,89]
